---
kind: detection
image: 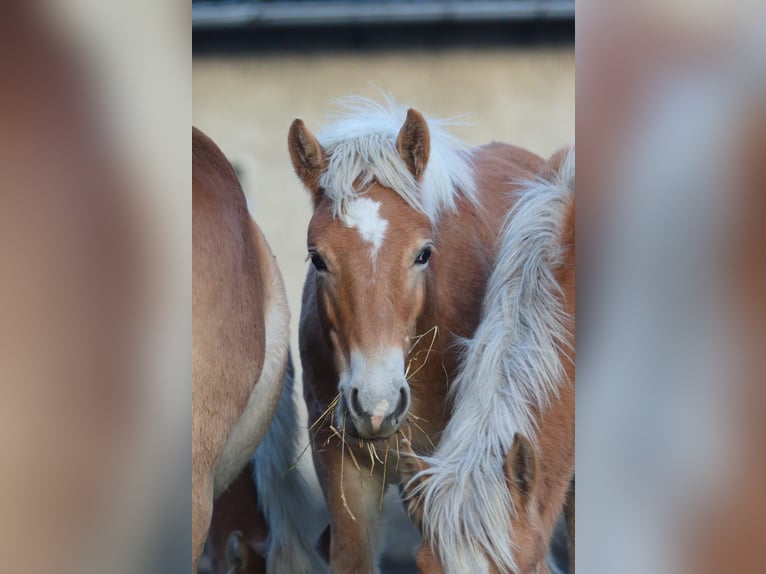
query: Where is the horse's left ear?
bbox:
[397,108,430,181]
[505,433,539,512]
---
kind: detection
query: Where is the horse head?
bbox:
[288,109,437,440]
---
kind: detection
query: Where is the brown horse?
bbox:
[288,96,568,573]
[398,150,575,573]
[192,127,290,572]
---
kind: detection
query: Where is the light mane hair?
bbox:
[406,150,575,573]
[317,95,477,222]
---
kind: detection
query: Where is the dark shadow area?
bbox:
[381,558,419,574]
[193,20,573,56]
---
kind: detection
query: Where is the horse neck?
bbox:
[403,197,513,448]
[420,142,547,345]
[407,145,547,432]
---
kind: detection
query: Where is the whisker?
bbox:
[309,393,341,432]
[407,411,428,423]
[379,439,390,511]
[347,442,362,472]
[328,425,344,444]
[405,350,427,376]
[340,421,356,521]
[286,440,312,475]
[408,325,438,353]
[406,325,438,377]
[328,425,361,472]
[289,397,342,473]
[367,442,376,477]
[406,326,439,380]
[408,419,436,450]
[395,431,401,472]
[371,442,383,465]
[315,400,339,429]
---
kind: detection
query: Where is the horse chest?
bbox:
[405,364,453,454]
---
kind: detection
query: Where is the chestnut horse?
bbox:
[289,97,566,573]
[399,150,575,574]
[192,127,290,572]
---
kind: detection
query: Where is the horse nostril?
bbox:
[349,387,363,416]
[395,386,409,418]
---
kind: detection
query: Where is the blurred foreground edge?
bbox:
[577,2,766,573]
[0,3,188,574]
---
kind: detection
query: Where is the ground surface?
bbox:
[193,25,573,573]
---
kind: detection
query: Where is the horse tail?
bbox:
[253,352,329,574]
[412,147,575,573]
[543,146,575,250]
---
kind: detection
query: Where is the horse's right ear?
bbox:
[397,108,430,181]
[505,433,539,513]
[288,118,326,201]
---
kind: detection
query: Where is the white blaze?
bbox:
[341,197,388,258]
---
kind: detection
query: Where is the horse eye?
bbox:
[310,253,327,272]
[414,247,432,265]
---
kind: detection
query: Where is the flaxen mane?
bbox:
[317,96,478,222]
[405,150,575,573]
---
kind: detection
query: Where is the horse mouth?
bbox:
[338,396,405,441]
[344,423,391,442]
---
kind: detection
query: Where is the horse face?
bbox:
[306,184,432,439]
[290,109,434,440]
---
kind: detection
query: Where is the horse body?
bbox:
[290,98,546,573]
[401,149,575,574]
[192,127,290,571]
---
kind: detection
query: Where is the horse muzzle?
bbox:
[341,383,410,439]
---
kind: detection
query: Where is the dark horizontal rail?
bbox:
[192,1,574,29]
